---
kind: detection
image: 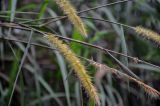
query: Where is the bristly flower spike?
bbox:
[44,33,100,105]
[134,26,160,46]
[55,0,88,37]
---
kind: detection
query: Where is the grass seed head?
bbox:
[44,33,100,105]
[55,0,87,37]
[134,26,160,46]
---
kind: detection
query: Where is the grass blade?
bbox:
[8,30,33,106]
[120,26,128,66]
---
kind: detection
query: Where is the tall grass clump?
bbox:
[54,0,87,37]
[44,33,100,105]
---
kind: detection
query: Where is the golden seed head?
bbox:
[44,33,100,105]
[55,0,87,37]
[134,26,160,45]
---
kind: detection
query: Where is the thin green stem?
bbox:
[0,11,39,14]
[8,30,33,106]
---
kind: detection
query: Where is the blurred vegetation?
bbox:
[0,0,160,106]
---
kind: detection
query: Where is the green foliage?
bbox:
[38,0,50,19]
[6,50,22,101]
[70,28,85,54]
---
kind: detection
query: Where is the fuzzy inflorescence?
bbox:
[44,33,100,105]
[55,0,87,37]
[89,60,160,98]
[134,26,160,46]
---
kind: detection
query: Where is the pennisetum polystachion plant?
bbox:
[44,33,100,105]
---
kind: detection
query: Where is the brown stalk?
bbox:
[88,59,160,98]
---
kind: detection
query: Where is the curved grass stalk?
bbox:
[89,60,160,98]
[44,33,100,105]
[54,0,87,37]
